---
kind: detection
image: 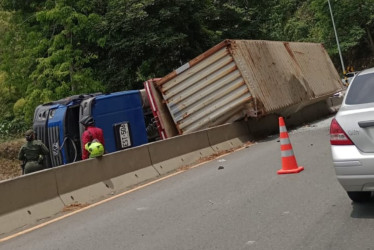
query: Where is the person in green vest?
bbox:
[18,129,49,174]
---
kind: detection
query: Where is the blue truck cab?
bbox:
[33,90,159,168]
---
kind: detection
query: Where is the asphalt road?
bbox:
[2,115,374,250]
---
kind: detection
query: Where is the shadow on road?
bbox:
[351,200,374,218]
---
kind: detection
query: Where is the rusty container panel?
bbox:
[156,40,343,135]
[156,41,253,134]
[232,40,343,114]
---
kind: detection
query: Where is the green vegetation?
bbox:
[0,0,373,136]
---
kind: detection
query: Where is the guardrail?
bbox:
[0,97,342,236]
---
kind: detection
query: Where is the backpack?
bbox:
[85,131,105,158]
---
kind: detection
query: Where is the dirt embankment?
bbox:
[0,138,24,181]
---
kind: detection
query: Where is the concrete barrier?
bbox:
[100,145,159,194]
[207,121,251,153]
[148,130,215,175]
[56,145,158,206]
[0,169,64,235]
[327,95,343,113]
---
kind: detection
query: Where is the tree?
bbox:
[309,0,374,68]
[101,0,220,90]
[0,10,38,122]
[0,0,108,125]
[29,0,107,99]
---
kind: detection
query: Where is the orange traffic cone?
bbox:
[277,117,304,175]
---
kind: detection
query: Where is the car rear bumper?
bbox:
[332,145,374,191]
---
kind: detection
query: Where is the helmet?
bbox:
[86,141,104,158]
[80,115,95,126]
[25,129,34,136]
[25,129,35,141]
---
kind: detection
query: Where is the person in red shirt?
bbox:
[80,115,105,160]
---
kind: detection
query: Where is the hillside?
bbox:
[0,138,24,181]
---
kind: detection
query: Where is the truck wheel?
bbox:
[347,191,372,203]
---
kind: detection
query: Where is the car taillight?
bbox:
[330,118,353,145]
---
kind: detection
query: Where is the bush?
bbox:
[0,118,29,142]
[13,98,26,117]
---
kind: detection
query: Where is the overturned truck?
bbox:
[33,39,344,168]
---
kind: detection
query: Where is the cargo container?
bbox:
[146,39,344,137]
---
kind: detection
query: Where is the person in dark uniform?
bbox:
[18,129,49,174]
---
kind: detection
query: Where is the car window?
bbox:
[345,73,374,105]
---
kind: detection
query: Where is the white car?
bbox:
[330,67,374,202]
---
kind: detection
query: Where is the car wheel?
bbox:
[347,191,372,203]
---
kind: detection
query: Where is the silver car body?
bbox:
[331,67,374,192]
